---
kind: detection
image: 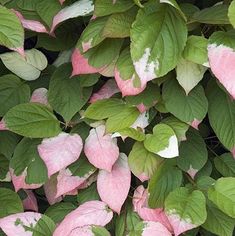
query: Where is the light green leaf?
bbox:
[130,1,187,78]
[94,0,134,17]
[0,188,23,218]
[4,103,61,138]
[161,116,189,141]
[32,215,56,236]
[228,0,235,28]
[144,123,179,158]
[118,128,145,141]
[183,36,208,66]
[176,58,207,95]
[10,138,48,184]
[0,49,48,81]
[0,74,30,116]
[92,226,110,236]
[0,5,24,51]
[106,106,139,132]
[214,153,235,177]
[163,78,208,125]
[148,162,183,208]
[207,80,235,152]
[128,142,162,181]
[165,188,207,232]
[102,7,137,38]
[208,177,235,218]
[202,201,235,236]
[177,129,207,176]
[84,98,125,120]
[45,202,76,224]
[48,64,92,121]
[192,5,230,24]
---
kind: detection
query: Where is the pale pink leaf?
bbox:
[0,119,8,131]
[10,47,25,57]
[133,186,172,232]
[84,125,119,172]
[13,10,48,34]
[59,0,66,4]
[38,132,83,177]
[232,147,235,159]
[53,200,113,236]
[10,169,42,192]
[30,88,49,105]
[69,226,94,236]
[0,212,42,236]
[89,80,120,103]
[142,221,172,236]
[136,103,148,113]
[23,190,38,212]
[189,119,200,130]
[208,44,235,99]
[97,153,131,214]
[114,68,146,96]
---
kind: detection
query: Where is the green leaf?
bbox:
[192,5,230,24]
[84,98,125,120]
[0,49,48,81]
[208,177,235,218]
[207,80,235,152]
[161,116,189,141]
[128,142,162,181]
[118,128,145,141]
[177,129,207,175]
[144,123,179,158]
[106,106,139,132]
[176,58,207,95]
[92,226,110,236]
[202,200,235,236]
[0,74,30,116]
[102,7,137,38]
[208,30,235,48]
[32,215,56,236]
[196,176,215,191]
[77,183,100,204]
[4,103,61,138]
[45,202,76,224]
[36,0,61,28]
[214,153,235,177]
[183,36,208,65]
[228,0,235,28]
[94,0,134,17]
[0,5,24,51]
[10,138,48,184]
[17,0,37,11]
[165,187,207,229]
[0,131,20,160]
[130,1,187,78]
[163,78,208,125]
[0,154,9,180]
[0,188,23,218]
[148,162,183,208]
[48,64,92,121]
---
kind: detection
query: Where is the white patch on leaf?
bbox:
[157,135,179,158]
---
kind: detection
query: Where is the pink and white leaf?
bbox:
[53,200,113,236]
[142,221,172,236]
[97,153,131,214]
[208,44,235,99]
[0,212,42,236]
[30,88,49,105]
[84,125,119,172]
[89,79,120,103]
[23,190,38,212]
[38,132,83,177]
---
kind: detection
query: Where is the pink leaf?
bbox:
[208,44,235,99]
[10,169,42,192]
[59,0,66,4]
[13,10,48,34]
[189,119,200,130]
[10,47,25,57]
[71,49,101,76]
[38,132,83,177]
[30,88,49,105]
[136,103,148,113]
[133,186,172,232]
[0,119,8,131]
[89,80,120,103]
[23,190,38,212]
[97,153,131,214]
[84,125,119,172]
[53,201,113,236]
[0,212,42,236]
[114,68,146,96]
[142,221,172,236]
